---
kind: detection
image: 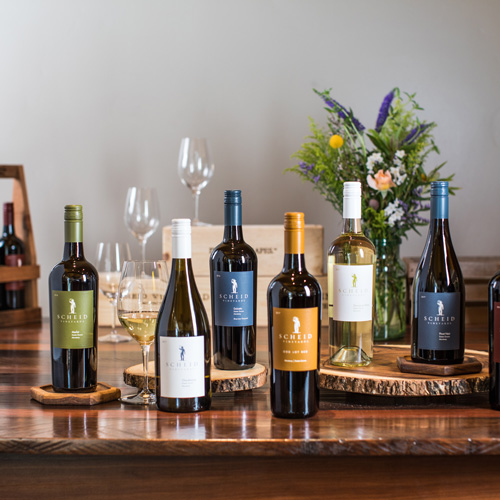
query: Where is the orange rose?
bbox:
[367,169,395,191]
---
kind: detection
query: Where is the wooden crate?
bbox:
[0,165,41,326]
[99,275,329,328]
[404,256,500,325]
[162,224,324,277]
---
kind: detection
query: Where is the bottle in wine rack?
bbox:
[489,269,500,409]
[49,205,98,392]
[0,202,26,310]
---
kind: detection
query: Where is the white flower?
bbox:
[384,200,405,227]
[395,150,406,160]
[366,152,383,173]
[389,166,407,185]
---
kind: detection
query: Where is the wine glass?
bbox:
[124,187,160,260]
[96,242,132,343]
[117,260,168,405]
[178,138,215,225]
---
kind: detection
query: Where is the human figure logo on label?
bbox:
[292,316,301,334]
[179,345,185,361]
[437,300,444,316]
[352,274,358,288]
[231,279,238,294]
[69,298,76,314]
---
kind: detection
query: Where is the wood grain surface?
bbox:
[320,345,489,396]
[124,361,267,392]
[1,321,500,499]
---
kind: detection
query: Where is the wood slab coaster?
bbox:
[124,361,267,393]
[31,383,121,406]
[319,345,489,397]
[397,355,483,376]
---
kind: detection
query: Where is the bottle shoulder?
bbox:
[328,232,375,254]
[49,257,98,279]
[268,269,322,294]
[210,241,257,267]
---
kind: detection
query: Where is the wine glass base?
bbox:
[119,390,157,405]
[99,332,132,343]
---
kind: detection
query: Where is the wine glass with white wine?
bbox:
[117,260,168,405]
[178,138,215,225]
[124,187,160,260]
[96,242,132,343]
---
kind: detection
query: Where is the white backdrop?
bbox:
[0,0,499,314]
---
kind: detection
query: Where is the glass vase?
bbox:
[373,237,407,341]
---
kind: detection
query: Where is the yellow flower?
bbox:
[329,134,344,149]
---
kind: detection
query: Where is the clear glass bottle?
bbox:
[155,219,211,412]
[328,181,375,367]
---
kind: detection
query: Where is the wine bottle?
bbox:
[489,270,500,409]
[0,202,26,310]
[328,181,375,367]
[210,190,257,370]
[155,218,211,412]
[411,181,465,364]
[49,205,98,392]
[267,212,321,419]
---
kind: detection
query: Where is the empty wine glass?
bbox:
[178,138,215,225]
[124,187,160,260]
[96,242,132,343]
[117,260,168,405]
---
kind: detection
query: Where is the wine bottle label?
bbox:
[159,336,205,398]
[417,292,461,350]
[328,263,373,322]
[51,290,94,349]
[272,307,318,372]
[494,302,500,363]
[5,254,25,291]
[213,270,254,326]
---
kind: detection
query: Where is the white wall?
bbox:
[0,0,499,315]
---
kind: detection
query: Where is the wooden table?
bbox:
[1,322,500,499]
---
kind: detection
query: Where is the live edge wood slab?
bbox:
[3,322,500,500]
[319,345,489,396]
[123,361,267,393]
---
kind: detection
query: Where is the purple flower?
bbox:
[403,123,431,144]
[320,95,365,132]
[313,174,321,184]
[299,161,314,173]
[375,90,395,132]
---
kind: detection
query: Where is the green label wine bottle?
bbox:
[49,205,98,392]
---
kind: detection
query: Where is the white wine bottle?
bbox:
[49,205,98,392]
[328,181,375,367]
[155,219,211,412]
[411,181,465,364]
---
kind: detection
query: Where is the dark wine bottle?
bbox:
[210,190,257,370]
[267,212,321,419]
[489,270,500,409]
[411,181,465,364]
[156,218,211,412]
[49,205,98,393]
[0,202,26,310]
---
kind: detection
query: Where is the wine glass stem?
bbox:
[140,239,147,261]
[193,190,201,224]
[141,344,151,394]
[111,301,117,335]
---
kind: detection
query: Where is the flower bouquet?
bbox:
[289,88,455,340]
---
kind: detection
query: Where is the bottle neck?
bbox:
[283,227,306,272]
[431,194,449,220]
[172,234,191,259]
[63,220,84,259]
[3,207,15,236]
[223,203,243,242]
[342,218,363,234]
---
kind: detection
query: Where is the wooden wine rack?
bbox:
[0,165,41,326]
